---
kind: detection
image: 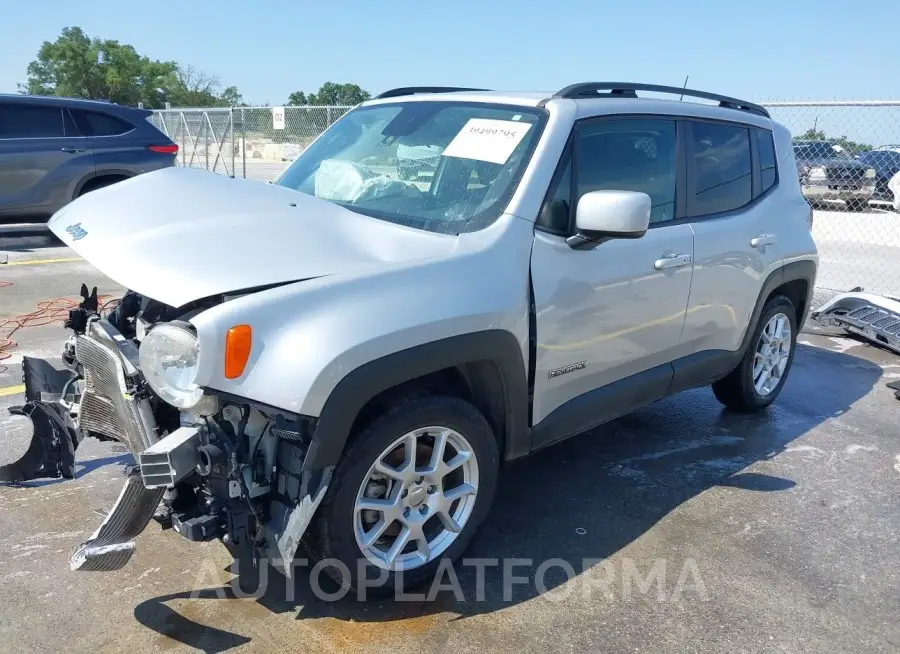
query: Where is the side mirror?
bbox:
[568,190,651,250]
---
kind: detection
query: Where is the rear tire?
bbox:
[306,393,499,597]
[712,294,798,412]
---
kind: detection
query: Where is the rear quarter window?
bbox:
[756,129,778,194]
[70,109,134,136]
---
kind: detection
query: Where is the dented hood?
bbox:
[48,167,456,307]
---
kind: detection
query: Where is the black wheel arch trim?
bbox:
[301,330,530,472]
[740,259,817,356]
[72,170,134,199]
[300,260,815,472]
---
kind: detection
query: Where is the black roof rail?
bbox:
[374,86,491,100]
[551,82,770,118]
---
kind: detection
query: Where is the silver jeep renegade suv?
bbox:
[25,82,816,593]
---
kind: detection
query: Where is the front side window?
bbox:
[274,101,546,234]
[537,148,573,233]
[689,122,751,216]
[0,104,65,138]
[575,118,677,224]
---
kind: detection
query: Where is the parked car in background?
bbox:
[890,170,900,212]
[792,140,876,211]
[857,149,900,204]
[0,94,178,220]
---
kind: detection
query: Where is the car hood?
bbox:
[48,167,458,307]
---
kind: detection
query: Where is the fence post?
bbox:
[327,106,332,127]
[230,107,236,178]
[204,112,210,171]
[241,107,247,179]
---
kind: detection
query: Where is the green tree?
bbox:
[793,127,873,155]
[21,26,241,109]
[286,82,370,106]
[219,85,244,107]
[165,65,242,107]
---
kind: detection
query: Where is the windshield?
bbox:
[274,101,546,234]
[793,142,853,160]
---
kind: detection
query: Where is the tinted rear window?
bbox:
[0,104,65,138]
[688,122,752,216]
[757,129,777,194]
[71,109,134,136]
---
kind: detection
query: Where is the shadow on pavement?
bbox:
[133,343,883,649]
[0,225,62,253]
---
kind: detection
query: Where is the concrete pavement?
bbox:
[0,243,898,653]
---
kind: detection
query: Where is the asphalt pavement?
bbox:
[1,234,899,653]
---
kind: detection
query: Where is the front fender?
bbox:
[190,213,534,423]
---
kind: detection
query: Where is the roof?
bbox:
[0,93,151,117]
[365,90,551,108]
[363,90,773,128]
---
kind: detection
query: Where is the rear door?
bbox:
[675,120,782,385]
[0,102,92,215]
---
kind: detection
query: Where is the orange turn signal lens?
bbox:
[224,325,252,379]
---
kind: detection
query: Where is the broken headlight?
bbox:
[139,322,203,409]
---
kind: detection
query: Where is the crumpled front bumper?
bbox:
[67,319,165,571]
[56,317,331,575]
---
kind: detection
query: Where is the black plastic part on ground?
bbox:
[888,379,900,400]
[0,356,81,482]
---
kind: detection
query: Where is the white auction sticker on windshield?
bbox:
[442,119,532,165]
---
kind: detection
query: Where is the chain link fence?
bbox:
[763,101,900,305]
[151,101,900,306]
[150,106,350,182]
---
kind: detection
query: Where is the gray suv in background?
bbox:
[0,94,178,219]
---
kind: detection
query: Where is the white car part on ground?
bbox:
[812,291,900,355]
[888,169,900,212]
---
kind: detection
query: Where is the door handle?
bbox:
[750,234,777,248]
[654,253,692,270]
[60,147,86,153]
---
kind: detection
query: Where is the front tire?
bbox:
[712,294,798,412]
[306,394,500,596]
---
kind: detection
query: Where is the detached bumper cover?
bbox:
[813,291,900,355]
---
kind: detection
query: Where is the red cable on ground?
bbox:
[0,280,116,372]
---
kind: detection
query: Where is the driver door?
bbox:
[530,117,694,446]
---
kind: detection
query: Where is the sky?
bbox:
[1,0,896,141]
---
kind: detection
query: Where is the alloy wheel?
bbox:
[753,312,792,397]
[353,426,479,571]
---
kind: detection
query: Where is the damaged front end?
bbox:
[2,284,331,576]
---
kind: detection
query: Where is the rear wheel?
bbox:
[712,294,798,412]
[77,176,126,197]
[306,394,499,595]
